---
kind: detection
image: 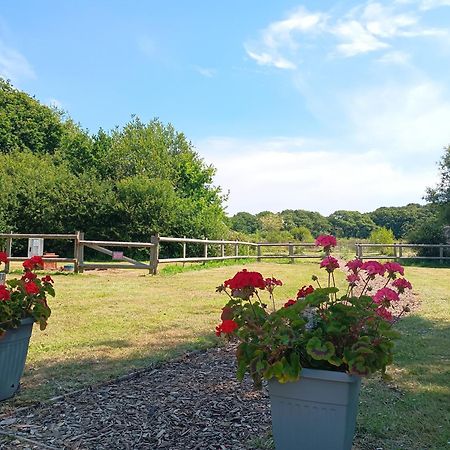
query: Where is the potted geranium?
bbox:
[215,235,412,450]
[0,252,54,401]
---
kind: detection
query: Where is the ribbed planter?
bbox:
[268,368,361,450]
[0,317,34,401]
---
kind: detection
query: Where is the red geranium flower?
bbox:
[25,281,40,295]
[224,269,266,290]
[284,299,296,308]
[392,278,412,293]
[384,262,405,277]
[361,260,386,277]
[0,285,10,301]
[346,259,363,273]
[315,235,337,249]
[0,251,8,265]
[296,285,314,299]
[346,273,360,284]
[215,319,238,336]
[41,275,54,284]
[376,306,393,321]
[373,287,400,305]
[264,277,283,288]
[320,256,340,273]
[22,271,37,282]
[23,256,44,271]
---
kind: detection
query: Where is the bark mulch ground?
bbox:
[0,346,272,450]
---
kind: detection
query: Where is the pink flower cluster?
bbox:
[315,235,337,250]
[319,256,340,273]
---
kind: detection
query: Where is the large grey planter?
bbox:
[0,317,34,401]
[268,368,361,450]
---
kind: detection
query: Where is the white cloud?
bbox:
[419,0,450,10]
[376,50,411,64]
[245,6,326,69]
[245,1,448,64]
[345,80,450,156]
[333,20,390,56]
[196,137,434,215]
[193,66,216,78]
[245,48,296,69]
[0,39,35,82]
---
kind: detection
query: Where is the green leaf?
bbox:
[306,337,335,360]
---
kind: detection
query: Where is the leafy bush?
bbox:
[290,226,314,242]
[369,227,395,255]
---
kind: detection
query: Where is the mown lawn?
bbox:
[1,262,449,449]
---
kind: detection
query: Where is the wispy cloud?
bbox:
[0,39,35,82]
[245,1,448,66]
[376,50,411,64]
[193,66,216,78]
[245,6,327,70]
[419,0,450,10]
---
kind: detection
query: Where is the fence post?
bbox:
[204,238,208,260]
[235,240,239,261]
[4,232,12,274]
[439,245,444,265]
[355,243,362,260]
[78,232,85,273]
[221,243,225,258]
[399,245,403,258]
[74,231,80,273]
[150,234,160,275]
[182,236,187,267]
[393,243,398,259]
[288,243,294,264]
[257,244,261,262]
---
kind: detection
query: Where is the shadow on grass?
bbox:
[356,314,450,450]
[0,333,220,414]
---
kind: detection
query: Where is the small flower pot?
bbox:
[0,317,34,401]
[268,368,361,450]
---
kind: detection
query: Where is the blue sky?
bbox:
[1,0,450,215]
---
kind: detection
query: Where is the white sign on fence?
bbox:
[28,238,44,257]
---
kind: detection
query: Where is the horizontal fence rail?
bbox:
[2,232,449,274]
[355,243,450,262]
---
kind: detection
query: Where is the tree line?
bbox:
[0,79,227,256]
[1,78,448,258]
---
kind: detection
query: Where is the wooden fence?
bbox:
[0,233,323,274]
[355,243,450,263]
[2,233,449,275]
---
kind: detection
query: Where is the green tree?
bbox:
[0,78,64,155]
[230,212,261,234]
[256,211,283,232]
[369,204,428,239]
[426,145,450,224]
[328,210,376,238]
[280,209,330,237]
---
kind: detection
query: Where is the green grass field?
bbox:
[1,262,449,449]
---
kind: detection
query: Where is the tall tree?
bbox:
[0,78,64,154]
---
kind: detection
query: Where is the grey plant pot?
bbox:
[268,368,361,450]
[0,317,34,401]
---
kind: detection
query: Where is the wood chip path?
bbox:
[0,346,271,449]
